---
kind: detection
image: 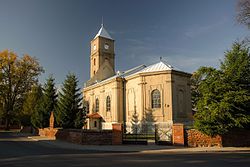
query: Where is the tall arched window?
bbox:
[85,101,89,114]
[95,98,99,112]
[151,89,161,108]
[93,58,96,65]
[106,96,111,112]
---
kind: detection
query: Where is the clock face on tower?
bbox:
[104,44,109,50]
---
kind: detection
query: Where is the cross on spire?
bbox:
[101,16,104,27]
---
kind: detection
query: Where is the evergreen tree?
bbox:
[131,111,139,134]
[41,75,57,128]
[30,85,44,128]
[56,73,82,129]
[74,106,86,129]
[193,42,250,136]
[141,110,155,134]
[21,85,43,127]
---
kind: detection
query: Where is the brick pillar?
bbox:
[172,123,184,146]
[112,123,123,145]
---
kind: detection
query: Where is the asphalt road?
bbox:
[0,132,250,167]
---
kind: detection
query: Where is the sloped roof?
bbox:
[87,112,103,119]
[94,24,113,40]
[119,64,146,77]
[138,60,175,73]
[84,60,185,88]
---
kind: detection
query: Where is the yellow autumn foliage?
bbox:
[0,49,44,129]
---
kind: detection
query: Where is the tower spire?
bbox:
[94,19,113,40]
[101,16,104,27]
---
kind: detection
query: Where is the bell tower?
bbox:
[90,24,115,81]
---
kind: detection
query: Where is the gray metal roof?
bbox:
[94,24,113,40]
[138,60,175,73]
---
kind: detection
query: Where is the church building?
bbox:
[83,24,193,132]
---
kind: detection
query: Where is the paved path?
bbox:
[28,135,250,153]
[0,132,250,167]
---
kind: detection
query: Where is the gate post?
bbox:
[172,123,185,146]
[112,123,123,145]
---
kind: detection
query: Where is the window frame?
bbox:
[151,89,161,109]
[95,98,99,112]
[106,96,111,112]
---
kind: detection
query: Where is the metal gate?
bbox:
[122,123,172,145]
[155,123,172,145]
[122,123,155,144]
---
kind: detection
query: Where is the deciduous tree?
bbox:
[236,0,250,29]
[0,50,43,129]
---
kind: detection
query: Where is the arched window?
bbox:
[94,121,97,127]
[94,58,96,65]
[106,96,111,112]
[151,89,161,108]
[95,98,99,112]
[93,70,96,75]
[85,101,89,114]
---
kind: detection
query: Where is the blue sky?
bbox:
[0,0,248,86]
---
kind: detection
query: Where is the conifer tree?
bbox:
[56,73,82,128]
[41,75,57,128]
[131,111,139,134]
[21,85,43,127]
[193,42,250,136]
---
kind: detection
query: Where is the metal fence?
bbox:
[122,122,172,145]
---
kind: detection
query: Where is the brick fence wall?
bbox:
[0,125,21,130]
[184,128,250,147]
[221,129,250,147]
[55,129,113,145]
[39,123,123,145]
[185,129,222,147]
[112,123,123,145]
[172,124,185,146]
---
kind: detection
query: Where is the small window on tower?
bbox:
[94,70,96,75]
[94,58,96,65]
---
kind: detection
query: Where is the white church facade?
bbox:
[83,24,193,132]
